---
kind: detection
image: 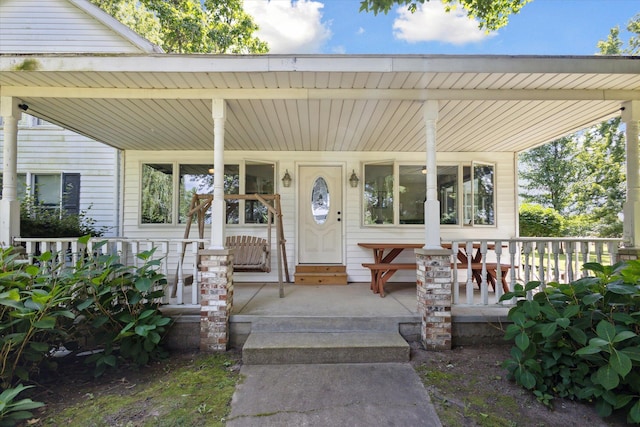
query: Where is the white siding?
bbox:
[0,0,145,53]
[123,150,518,283]
[0,118,119,236]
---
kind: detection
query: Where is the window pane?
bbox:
[463,166,472,225]
[141,163,173,224]
[34,174,61,206]
[438,166,458,224]
[179,165,213,224]
[311,177,330,224]
[245,163,274,224]
[474,164,495,225]
[399,165,425,224]
[225,165,240,224]
[462,164,495,225]
[364,164,393,225]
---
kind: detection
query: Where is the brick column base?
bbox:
[415,248,452,351]
[619,247,640,262]
[199,249,234,352]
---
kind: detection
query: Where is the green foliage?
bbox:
[20,195,106,238]
[598,14,640,55]
[519,137,579,215]
[0,240,172,389]
[500,261,640,424]
[90,0,268,54]
[359,0,532,31]
[0,384,45,427]
[518,203,564,237]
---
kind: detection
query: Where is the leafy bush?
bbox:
[519,203,565,237]
[0,237,172,389]
[501,260,640,423]
[0,384,44,427]
[20,195,107,238]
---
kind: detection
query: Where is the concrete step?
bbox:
[242,331,410,365]
[250,316,400,333]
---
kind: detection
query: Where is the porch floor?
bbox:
[232,281,510,320]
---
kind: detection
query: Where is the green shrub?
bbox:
[519,203,565,237]
[0,238,172,388]
[20,195,107,238]
[500,260,640,424]
[0,384,45,427]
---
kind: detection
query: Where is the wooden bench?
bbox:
[362,261,517,297]
[362,263,417,297]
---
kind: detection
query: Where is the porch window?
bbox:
[362,162,494,227]
[364,164,394,225]
[143,161,275,226]
[141,164,173,224]
[439,166,458,224]
[244,162,274,224]
[399,165,425,224]
[463,163,495,226]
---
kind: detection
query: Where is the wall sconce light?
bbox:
[208,167,215,174]
[421,166,427,175]
[349,170,359,188]
[282,169,292,188]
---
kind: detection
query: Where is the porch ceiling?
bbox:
[1,54,639,153]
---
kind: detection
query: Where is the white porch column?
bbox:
[210,99,226,249]
[622,101,640,248]
[0,97,21,247]
[423,100,441,249]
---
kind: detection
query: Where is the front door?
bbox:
[298,165,343,264]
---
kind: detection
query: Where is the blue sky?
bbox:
[243,0,638,55]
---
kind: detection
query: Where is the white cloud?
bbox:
[392,1,495,45]
[357,27,365,35]
[244,0,332,54]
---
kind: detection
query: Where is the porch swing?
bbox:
[176,193,290,298]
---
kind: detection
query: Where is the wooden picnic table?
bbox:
[358,242,511,297]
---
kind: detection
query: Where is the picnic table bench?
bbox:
[358,242,515,297]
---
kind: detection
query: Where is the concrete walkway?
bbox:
[226,362,442,427]
[227,283,445,426]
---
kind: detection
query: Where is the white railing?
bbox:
[450,238,622,307]
[13,237,207,307]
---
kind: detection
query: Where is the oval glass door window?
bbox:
[311,177,330,224]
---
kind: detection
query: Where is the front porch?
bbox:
[161,281,510,351]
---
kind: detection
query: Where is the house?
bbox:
[0,113,120,237]
[1,0,639,351]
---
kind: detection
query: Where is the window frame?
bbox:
[361,161,496,228]
[139,160,276,226]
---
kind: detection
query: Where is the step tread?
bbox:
[242,331,410,364]
[244,331,409,349]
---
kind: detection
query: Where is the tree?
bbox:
[597,13,639,55]
[518,14,636,238]
[519,137,579,215]
[359,0,532,31]
[90,0,268,54]
[573,119,626,237]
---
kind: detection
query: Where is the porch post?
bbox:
[210,98,226,249]
[621,101,640,259]
[199,99,234,352]
[0,97,21,248]
[423,100,441,249]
